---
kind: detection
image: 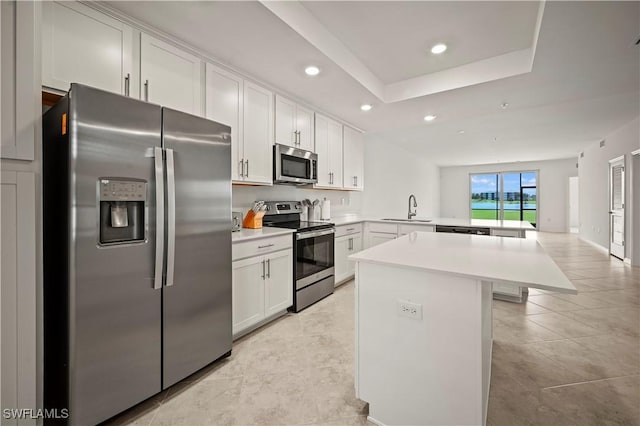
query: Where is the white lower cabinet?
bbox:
[335,232,363,285]
[367,232,396,248]
[264,249,293,317]
[232,244,292,337]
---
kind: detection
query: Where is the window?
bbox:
[470,171,538,227]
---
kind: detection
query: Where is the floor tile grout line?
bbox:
[541,373,640,390]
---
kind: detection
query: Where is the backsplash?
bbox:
[232,185,363,218]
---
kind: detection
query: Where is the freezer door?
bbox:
[67,84,163,424]
[161,108,232,388]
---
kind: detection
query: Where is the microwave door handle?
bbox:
[153,147,165,290]
[166,148,176,287]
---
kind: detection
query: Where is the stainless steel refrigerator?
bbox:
[43,84,232,425]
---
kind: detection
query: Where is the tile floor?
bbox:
[108,232,639,426]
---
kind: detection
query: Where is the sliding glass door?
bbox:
[470,171,537,227]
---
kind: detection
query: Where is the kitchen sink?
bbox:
[381,218,433,223]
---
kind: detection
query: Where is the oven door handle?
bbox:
[297,228,335,240]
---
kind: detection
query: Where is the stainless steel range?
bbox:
[262,201,335,312]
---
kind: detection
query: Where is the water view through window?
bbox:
[470,171,537,227]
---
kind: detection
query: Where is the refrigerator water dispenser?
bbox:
[99,179,146,244]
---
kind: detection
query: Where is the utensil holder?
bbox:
[242,210,265,229]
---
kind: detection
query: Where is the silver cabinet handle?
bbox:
[297,131,301,145]
[267,258,271,278]
[166,148,176,287]
[144,79,149,101]
[261,259,266,279]
[124,73,130,97]
[245,159,249,177]
[240,159,245,178]
[356,176,358,187]
[258,243,274,249]
[153,147,165,290]
[349,237,353,251]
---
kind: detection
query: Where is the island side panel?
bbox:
[481,280,493,425]
[355,261,486,426]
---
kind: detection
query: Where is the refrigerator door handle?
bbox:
[153,147,165,290]
[166,148,177,287]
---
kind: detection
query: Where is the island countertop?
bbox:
[325,216,534,231]
[350,231,575,294]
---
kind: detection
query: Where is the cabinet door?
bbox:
[274,95,296,147]
[328,119,344,188]
[314,114,331,187]
[296,104,314,151]
[367,232,396,249]
[334,235,351,285]
[140,33,202,116]
[343,126,365,191]
[346,234,363,277]
[232,256,266,336]
[243,81,274,185]
[1,171,37,423]
[264,249,293,317]
[205,63,243,181]
[42,1,134,95]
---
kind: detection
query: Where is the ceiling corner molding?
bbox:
[530,0,547,68]
[384,48,534,103]
[259,0,386,101]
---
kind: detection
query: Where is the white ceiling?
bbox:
[104,1,640,166]
[299,1,540,83]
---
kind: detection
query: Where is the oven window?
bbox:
[282,154,309,179]
[296,232,334,281]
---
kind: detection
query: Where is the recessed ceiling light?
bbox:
[458,130,465,134]
[500,102,509,109]
[424,114,437,122]
[304,66,320,76]
[431,43,447,54]
[360,104,372,111]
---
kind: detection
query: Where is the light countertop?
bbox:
[231,227,294,242]
[349,231,575,294]
[323,216,534,230]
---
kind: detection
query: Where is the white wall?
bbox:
[569,176,579,229]
[232,185,363,219]
[439,158,577,232]
[578,117,640,253]
[361,137,440,219]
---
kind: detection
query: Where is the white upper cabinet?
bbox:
[314,113,343,189]
[42,1,134,96]
[242,81,274,185]
[343,126,365,191]
[140,33,202,116]
[205,63,243,181]
[274,95,314,151]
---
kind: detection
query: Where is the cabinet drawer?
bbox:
[233,235,292,261]
[335,223,363,238]
[367,222,398,234]
[490,229,524,238]
[398,224,435,235]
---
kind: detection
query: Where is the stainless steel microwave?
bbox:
[273,144,318,185]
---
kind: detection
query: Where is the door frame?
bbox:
[608,155,625,260]
[631,149,640,266]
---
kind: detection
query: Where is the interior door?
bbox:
[161,108,232,389]
[609,157,625,259]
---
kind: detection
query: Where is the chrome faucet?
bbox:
[408,194,418,219]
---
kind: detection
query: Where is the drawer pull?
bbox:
[258,243,275,249]
[346,228,355,231]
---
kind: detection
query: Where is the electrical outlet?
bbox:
[397,300,422,320]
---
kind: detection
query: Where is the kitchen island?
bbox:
[350,232,575,426]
